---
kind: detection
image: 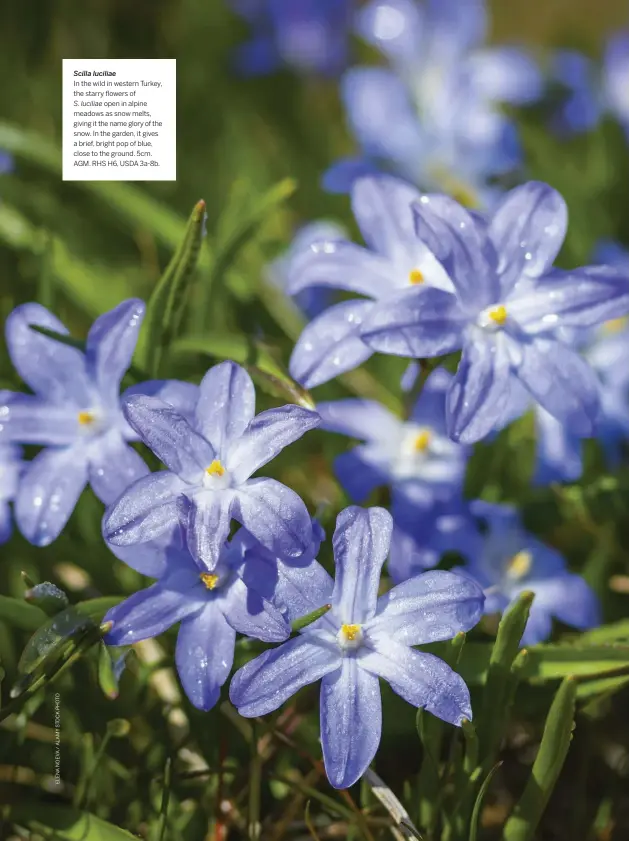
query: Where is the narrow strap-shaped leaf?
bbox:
[503,677,577,841]
[0,595,47,632]
[291,604,331,633]
[98,643,120,700]
[468,762,502,841]
[478,591,533,763]
[143,199,207,376]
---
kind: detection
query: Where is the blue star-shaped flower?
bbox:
[360,180,629,443]
[0,399,23,543]
[325,0,541,205]
[455,501,600,646]
[230,505,484,789]
[104,529,291,711]
[0,301,194,545]
[230,0,353,77]
[288,175,454,388]
[103,361,320,570]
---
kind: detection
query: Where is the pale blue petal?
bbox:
[322,157,382,194]
[508,267,629,333]
[516,338,600,436]
[233,478,313,561]
[426,0,487,57]
[230,634,340,716]
[195,362,256,454]
[226,405,320,484]
[0,501,12,544]
[219,575,289,642]
[526,573,600,632]
[334,445,391,503]
[447,334,513,444]
[320,660,381,789]
[412,195,499,309]
[88,433,149,505]
[351,175,426,265]
[233,36,280,76]
[533,406,583,485]
[104,581,198,646]
[15,446,88,546]
[489,182,567,293]
[287,239,395,299]
[103,471,189,546]
[180,490,236,571]
[342,68,424,172]
[367,570,484,646]
[123,395,214,482]
[0,394,79,446]
[123,380,199,419]
[467,47,542,105]
[355,0,424,69]
[332,505,392,624]
[361,286,467,357]
[176,604,236,710]
[317,399,401,442]
[85,299,145,407]
[360,641,471,724]
[603,32,629,128]
[5,303,92,405]
[105,525,185,578]
[289,299,375,388]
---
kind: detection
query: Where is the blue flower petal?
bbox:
[85,299,145,408]
[233,477,313,561]
[355,0,425,69]
[123,380,200,420]
[103,471,188,546]
[322,157,382,194]
[0,394,79,446]
[516,338,600,436]
[317,399,401,441]
[88,432,149,505]
[195,361,256,454]
[123,395,214,482]
[219,575,290,642]
[467,47,542,105]
[320,660,382,789]
[447,334,513,444]
[334,445,390,503]
[489,182,568,293]
[289,299,375,388]
[227,405,320,484]
[104,580,199,646]
[16,446,89,546]
[604,31,629,130]
[233,36,281,76]
[176,603,236,710]
[368,570,485,646]
[331,506,392,624]
[181,490,236,571]
[361,286,467,357]
[5,303,92,405]
[230,634,340,717]
[360,641,471,724]
[533,406,583,485]
[287,239,395,299]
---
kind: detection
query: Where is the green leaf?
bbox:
[503,677,577,841]
[142,199,207,376]
[9,803,138,841]
[98,643,120,700]
[468,762,502,841]
[0,595,47,631]
[24,582,70,616]
[291,603,332,633]
[477,591,533,763]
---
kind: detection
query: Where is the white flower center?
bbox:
[337,623,364,652]
[77,409,107,436]
[202,459,231,490]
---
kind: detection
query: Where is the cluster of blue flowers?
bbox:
[2,0,629,793]
[2,165,627,785]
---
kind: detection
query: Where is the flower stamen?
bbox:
[78,411,96,426]
[200,572,220,590]
[488,305,508,326]
[506,550,532,580]
[409,269,425,285]
[413,429,431,452]
[338,623,364,651]
[206,460,225,478]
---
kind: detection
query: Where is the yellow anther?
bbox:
[506,550,532,580]
[206,460,225,477]
[413,429,431,452]
[489,305,508,326]
[78,411,95,426]
[200,572,219,590]
[409,269,425,285]
[451,185,479,209]
[604,317,628,334]
[340,623,361,642]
